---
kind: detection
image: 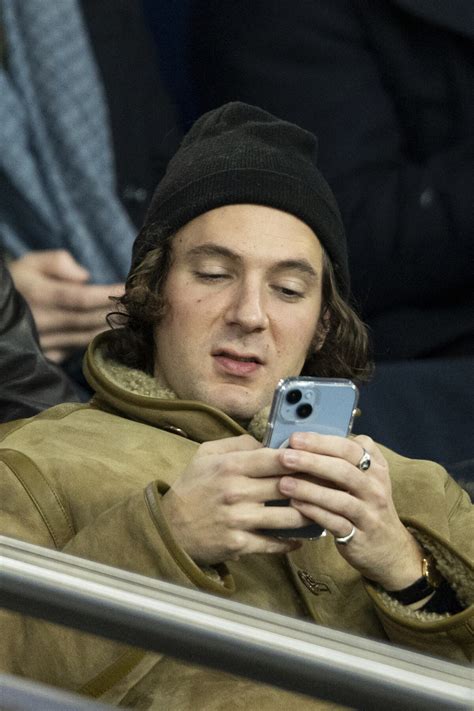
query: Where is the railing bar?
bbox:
[1,536,472,710]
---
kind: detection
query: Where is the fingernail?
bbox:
[280,477,295,493]
[282,449,298,465]
[290,433,305,447]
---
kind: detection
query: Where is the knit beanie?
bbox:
[132,102,349,295]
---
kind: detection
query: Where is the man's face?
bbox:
[153,204,324,421]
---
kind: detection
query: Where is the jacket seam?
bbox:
[446,480,469,524]
[0,450,74,548]
[144,481,234,594]
[79,649,146,698]
[0,403,90,444]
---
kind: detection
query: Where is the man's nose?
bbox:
[225,280,269,332]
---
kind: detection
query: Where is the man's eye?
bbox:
[275,285,304,299]
[194,271,229,281]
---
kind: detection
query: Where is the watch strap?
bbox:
[387,574,436,605]
[386,553,442,605]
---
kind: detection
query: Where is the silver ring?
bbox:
[335,525,356,545]
[357,448,371,471]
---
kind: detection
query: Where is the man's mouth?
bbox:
[212,350,264,376]
[214,349,263,363]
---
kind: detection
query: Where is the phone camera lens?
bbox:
[286,389,302,404]
[296,403,313,419]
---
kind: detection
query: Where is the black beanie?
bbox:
[132,102,349,296]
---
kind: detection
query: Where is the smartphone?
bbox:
[261,377,359,539]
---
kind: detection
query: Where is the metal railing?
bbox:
[1,535,472,710]
[0,673,114,711]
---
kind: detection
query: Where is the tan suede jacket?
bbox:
[0,332,472,710]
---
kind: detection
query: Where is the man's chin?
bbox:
[205,384,270,422]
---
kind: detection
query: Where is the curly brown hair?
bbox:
[106,222,373,382]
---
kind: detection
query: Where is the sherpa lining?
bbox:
[94,347,177,400]
[95,347,270,441]
[371,589,449,622]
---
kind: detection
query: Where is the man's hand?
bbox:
[277,433,423,590]
[10,250,124,363]
[160,434,309,565]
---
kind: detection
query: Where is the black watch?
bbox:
[387,553,443,605]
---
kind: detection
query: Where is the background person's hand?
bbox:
[10,250,124,363]
[160,434,310,566]
[277,433,424,591]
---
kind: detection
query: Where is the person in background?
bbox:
[1,0,181,384]
[190,0,474,466]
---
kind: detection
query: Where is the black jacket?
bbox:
[0,258,81,422]
[192,0,474,359]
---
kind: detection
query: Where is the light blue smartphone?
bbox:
[262,377,359,539]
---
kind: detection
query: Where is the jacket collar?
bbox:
[83,331,269,443]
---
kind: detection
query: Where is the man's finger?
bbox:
[44,349,69,364]
[277,448,363,493]
[31,249,91,282]
[48,281,124,311]
[218,501,307,533]
[290,499,352,541]
[288,432,384,469]
[199,434,262,456]
[351,435,385,467]
[40,325,108,352]
[33,304,112,334]
[246,532,302,556]
[279,477,361,524]
[226,447,296,479]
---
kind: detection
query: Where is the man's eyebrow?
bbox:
[272,259,319,280]
[186,243,238,260]
[185,243,319,280]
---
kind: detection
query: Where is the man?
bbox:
[0,103,472,709]
[2,0,180,377]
